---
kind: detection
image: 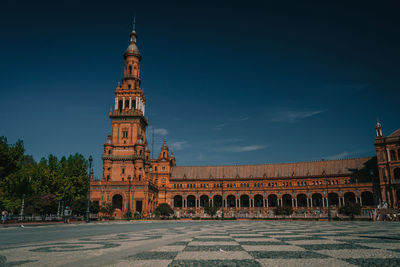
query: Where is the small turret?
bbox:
[159,139,169,159]
[376,119,383,137]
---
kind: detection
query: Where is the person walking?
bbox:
[64,206,71,223]
[1,210,8,224]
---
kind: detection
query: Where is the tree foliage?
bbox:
[100,203,115,218]
[338,202,362,219]
[0,136,90,215]
[274,206,293,216]
[155,203,174,218]
[204,203,218,218]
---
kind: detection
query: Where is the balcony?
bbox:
[102,154,143,161]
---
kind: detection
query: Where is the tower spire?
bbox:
[133,15,136,32]
[376,118,383,137]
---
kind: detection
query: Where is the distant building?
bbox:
[90,25,400,218]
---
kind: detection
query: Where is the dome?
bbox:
[125,42,140,56]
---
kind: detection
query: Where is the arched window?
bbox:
[129,65,132,74]
[282,194,292,207]
[187,195,196,208]
[174,195,183,208]
[125,100,129,109]
[227,195,236,207]
[361,191,374,206]
[112,194,123,210]
[394,168,400,180]
[268,194,278,207]
[312,193,323,207]
[108,150,111,155]
[254,194,263,207]
[132,100,136,110]
[163,152,166,158]
[200,195,209,207]
[297,194,307,207]
[391,150,397,161]
[240,195,250,207]
[213,195,222,208]
[118,100,123,112]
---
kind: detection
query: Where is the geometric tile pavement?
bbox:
[1,221,400,266]
[118,222,400,267]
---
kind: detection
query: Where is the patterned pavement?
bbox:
[1,221,400,266]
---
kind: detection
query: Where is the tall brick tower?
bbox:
[375,121,400,208]
[91,21,158,218]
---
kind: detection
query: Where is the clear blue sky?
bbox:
[1,1,399,177]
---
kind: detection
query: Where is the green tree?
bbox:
[274,206,293,216]
[100,203,115,219]
[204,203,218,218]
[155,203,174,218]
[338,202,362,220]
[0,136,90,216]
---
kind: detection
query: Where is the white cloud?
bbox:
[325,151,357,160]
[271,110,324,123]
[216,144,268,153]
[214,116,249,131]
[170,141,188,151]
[214,123,226,131]
[231,116,249,121]
[153,128,168,136]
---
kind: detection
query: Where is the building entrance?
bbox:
[136,200,142,213]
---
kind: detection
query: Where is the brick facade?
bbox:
[90,26,399,218]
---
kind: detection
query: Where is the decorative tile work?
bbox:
[2,221,400,266]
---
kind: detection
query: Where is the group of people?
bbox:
[1,207,72,224]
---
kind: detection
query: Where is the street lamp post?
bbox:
[20,194,25,222]
[127,176,131,221]
[86,155,93,223]
[221,181,224,220]
[326,178,331,222]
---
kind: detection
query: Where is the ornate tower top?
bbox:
[125,17,141,59]
[376,119,383,138]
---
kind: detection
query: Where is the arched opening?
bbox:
[187,195,196,208]
[344,192,356,204]
[297,194,307,207]
[312,193,323,207]
[213,195,222,208]
[132,100,136,110]
[328,193,339,207]
[397,190,400,208]
[173,195,183,208]
[268,194,278,207]
[125,100,129,109]
[240,195,250,207]
[200,195,209,207]
[391,150,397,161]
[361,191,374,206]
[118,100,123,112]
[394,168,400,180]
[254,194,263,207]
[129,65,132,74]
[227,195,236,207]
[282,194,292,207]
[112,194,123,210]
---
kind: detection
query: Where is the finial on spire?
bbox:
[133,15,136,32]
[375,117,383,137]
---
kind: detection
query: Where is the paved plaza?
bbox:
[1,221,400,266]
